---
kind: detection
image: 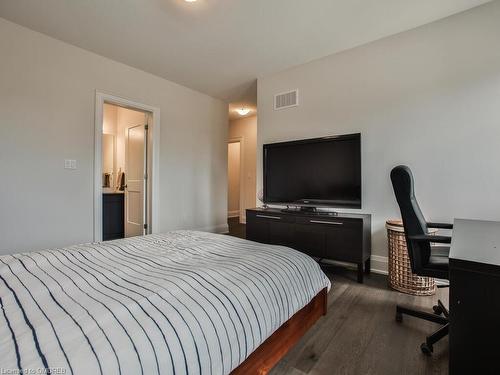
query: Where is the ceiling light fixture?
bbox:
[236,108,250,116]
[185,0,197,2]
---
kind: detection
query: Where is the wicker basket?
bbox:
[386,220,436,296]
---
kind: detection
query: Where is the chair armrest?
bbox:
[427,222,453,230]
[408,234,452,244]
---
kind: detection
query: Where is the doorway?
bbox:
[94,92,160,242]
[227,140,241,219]
[227,138,246,237]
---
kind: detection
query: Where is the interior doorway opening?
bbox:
[94,92,160,242]
[227,140,241,220]
[226,110,257,236]
[101,103,151,240]
[227,137,246,239]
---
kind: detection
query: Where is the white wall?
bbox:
[102,104,118,185]
[257,2,500,273]
[0,18,228,254]
[229,115,257,223]
[103,103,117,135]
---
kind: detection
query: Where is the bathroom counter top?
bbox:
[103,188,124,194]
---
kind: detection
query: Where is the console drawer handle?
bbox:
[310,220,343,225]
[256,215,282,220]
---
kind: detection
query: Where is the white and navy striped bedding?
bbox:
[0,230,330,375]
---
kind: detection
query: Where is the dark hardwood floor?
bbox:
[227,221,449,375]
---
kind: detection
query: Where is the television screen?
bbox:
[263,133,361,208]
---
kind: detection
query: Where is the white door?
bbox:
[125,123,147,237]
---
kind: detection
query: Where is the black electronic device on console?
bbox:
[263,133,361,210]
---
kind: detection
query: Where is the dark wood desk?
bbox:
[449,219,500,375]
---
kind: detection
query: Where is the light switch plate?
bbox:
[64,159,77,169]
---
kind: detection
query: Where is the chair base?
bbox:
[396,300,449,355]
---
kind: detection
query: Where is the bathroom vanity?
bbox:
[103,190,124,241]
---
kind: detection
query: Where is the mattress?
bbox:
[0,230,330,374]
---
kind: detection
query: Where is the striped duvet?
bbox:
[0,230,330,375]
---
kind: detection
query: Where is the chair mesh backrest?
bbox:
[390,165,431,274]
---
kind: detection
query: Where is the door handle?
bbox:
[256,215,282,220]
[310,220,343,225]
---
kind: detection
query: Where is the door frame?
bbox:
[94,91,161,242]
[228,137,245,222]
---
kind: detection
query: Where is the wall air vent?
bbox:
[274,89,299,110]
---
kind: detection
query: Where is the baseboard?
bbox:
[227,210,240,218]
[370,255,388,275]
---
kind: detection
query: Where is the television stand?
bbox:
[299,206,317,213]
[281,207,339,216]
[246,208,372,283]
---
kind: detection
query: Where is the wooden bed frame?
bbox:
[231,288,328,375]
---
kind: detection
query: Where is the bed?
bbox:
[0,231,330,374]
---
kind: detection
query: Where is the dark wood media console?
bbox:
[246,208,372,283]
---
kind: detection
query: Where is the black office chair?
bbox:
[390,165,452,355]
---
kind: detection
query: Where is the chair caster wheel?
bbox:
[395,311,403,323]
[421,342,433,356]
[433,305,443,315]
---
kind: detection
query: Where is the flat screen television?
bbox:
[263,133,361,208]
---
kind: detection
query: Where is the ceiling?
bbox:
[0,0,490,110]
[229,100,257,121]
